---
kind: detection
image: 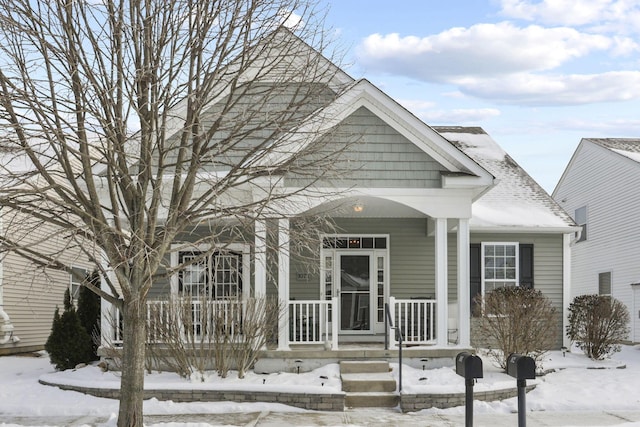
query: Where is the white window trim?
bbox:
[69,266,89,303]
[480,242,519,296]
[170,243,250,302]
[598,270,612,297]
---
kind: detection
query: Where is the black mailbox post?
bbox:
[506,353,536,427]
[455,352,483,427]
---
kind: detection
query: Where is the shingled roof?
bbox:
[435,126,576,231]
[584,138,640,164]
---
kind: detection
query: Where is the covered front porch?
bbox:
[101,194,476,359]
[266,193,475,351]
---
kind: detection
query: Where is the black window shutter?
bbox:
[519,244,534,289]
[469,243,481,314]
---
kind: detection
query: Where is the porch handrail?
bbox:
[385,299,403,393]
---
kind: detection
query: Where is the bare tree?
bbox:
[0,0,352,425]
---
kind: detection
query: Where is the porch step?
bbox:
[345,392,399,408]
[341,372,397,392]
[339,360,390,374]
[340,360,398,407]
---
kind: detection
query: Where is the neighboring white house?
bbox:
[553,138,640,344]
[0,208,94,355]
[98,30,578,361]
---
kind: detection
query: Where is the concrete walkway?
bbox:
[3,409,640,426]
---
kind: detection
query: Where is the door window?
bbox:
[340,254,370,331]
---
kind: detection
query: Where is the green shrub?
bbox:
[567,294,629,360]
[474,286,557,370]
[45,289,94,370]
[77,270,101,359]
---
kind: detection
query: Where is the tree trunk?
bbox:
[117,296,147,427]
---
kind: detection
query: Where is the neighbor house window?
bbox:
[69,266,88,303]
[575,206,587,242]
[482,242,518,293]
[598,272,612,296]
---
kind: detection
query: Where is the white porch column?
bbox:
[277,218,290,350]
[100,251,115,347]
[435,217,448,346]
[457,218,471,347]
[254,219,267,298]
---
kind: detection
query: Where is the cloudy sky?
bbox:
[319,0,640,192]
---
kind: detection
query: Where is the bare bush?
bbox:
[231,296,284,378]
[567,294,630,360]
[474,286,557,370]
[139,296,283,380]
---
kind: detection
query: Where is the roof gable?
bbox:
[267,79,494,194]
[554,138,640,197]
[285,106,449,188]
[586,138,640,164]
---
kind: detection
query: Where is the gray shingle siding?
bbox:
[285,107,446,188]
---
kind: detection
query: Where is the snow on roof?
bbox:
[435,127,576,231]
[586,138,640,164]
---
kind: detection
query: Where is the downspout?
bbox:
[562,233,571,349]
[0,213,20,345]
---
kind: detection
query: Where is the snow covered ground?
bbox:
[1,345,639,426]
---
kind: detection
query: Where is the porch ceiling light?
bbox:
[352,203,364,213]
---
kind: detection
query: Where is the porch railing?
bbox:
[288,298,338,349]
[388,296,436,346]
[111,299,243,344]
[110,298,339,347]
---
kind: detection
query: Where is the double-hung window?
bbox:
[470,242,534,314]
[482,242,518,293]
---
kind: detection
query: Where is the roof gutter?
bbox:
[470,225,581,234]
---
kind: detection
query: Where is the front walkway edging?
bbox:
[38,379,346,411]
[400,384,536,412]
[39,379,535,412]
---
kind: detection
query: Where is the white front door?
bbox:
[338,252,374,334]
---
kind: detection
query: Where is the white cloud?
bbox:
[456,70,640,105]
[357,23,611,81]
[557,117,640,133]
[499,0,640,34]
[356,18,640,106]
[499,0,614,26]
[396,101,501,124]
[396,99,436,111]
